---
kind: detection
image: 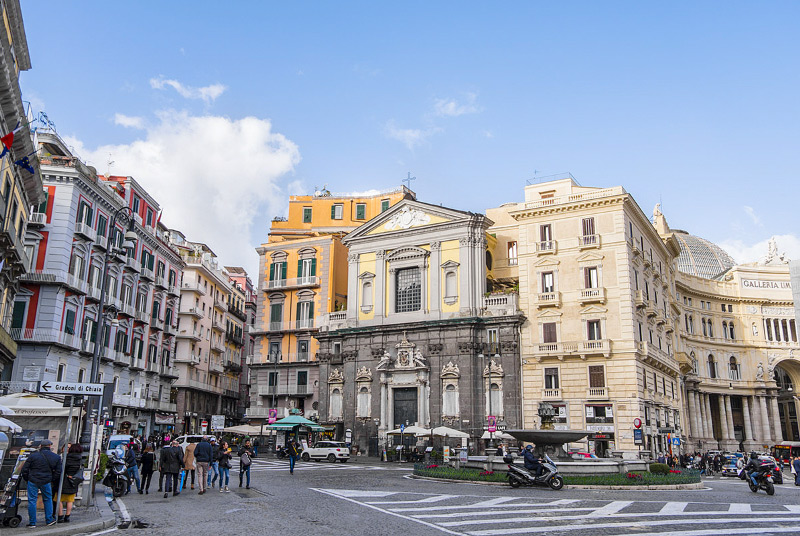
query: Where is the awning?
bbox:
[0,417,22,433]
[0,393,75,417]
[387,425,429,435]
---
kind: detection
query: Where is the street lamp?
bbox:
[79,206,138,447]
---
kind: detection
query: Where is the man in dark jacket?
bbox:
[194,436,213,495]
[207,438,220,489]
[522,445,543,477]
[238,440,254,488]
[21,440,61,527]
[122,444,142,494]
[159,440,183,499]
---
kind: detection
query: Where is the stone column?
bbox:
[759,396,772,444]
[694,392,705,440]
[718,395,730,440]
[770,395,784,444]
[429,243,441,318]
[741,396,754,443]
[374,251,386,319]
[346,253,360,321]
[724,395,735,446]
[701,393,711,440]
[687,390,699,440]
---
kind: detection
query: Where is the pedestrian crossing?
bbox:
[313,488,800,535]
[237,459,413,473]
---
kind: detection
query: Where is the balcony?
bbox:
[535,292,561,308]
[209,360,224,374]
[228,332,244,346]
[155,275,167,289]
[579,287,606,304]
[112,394,131,407]
[213,298,228,312]
[114,352,130,367]
[246,407,288,419]
[160,366,179,380]
[140,267,155,281]
[174,378,223,394]
[146,359,160,374]
[94,235,108,251]
[637,341,679,373]
[261,276,320,292]
[228,307,247,322]
[176,330,202,342]
[19,270,88,294]
[210,340,225,354]
[578,234,600,249]
[265,319,318,332]
[74,222,97,242]
[101,348,116,363]
[134,310,149,324]
[121,304,136,318]
[150,317,164,331]
[586,387,608,400]
[535,241,556,255]
[164,323,177,336]
[79,339,95,355]
[542,388,561,400]
[655,310,667,326]
[28,212,46,226]
[86,285,102,302]
[11,328,80,350]
[124,257,140,272]
[257,384,312,397]
[211,319,225,332]
[159,401,178,413]
[179,307,203,319]
[107,296,123,312]
[167,284,180,297]
[320,312,348,332]
[129,358,145,371]
[533,339,611,359]
[176,353,201,366]
[634,290,646,308]
[645,302,657,318]
[224,360,243,373]
[181,282,206,295]
[482,293,519,316]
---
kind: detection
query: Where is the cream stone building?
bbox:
[488,176,798,457]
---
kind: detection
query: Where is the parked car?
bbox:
[300,441,350,463]
[722,454,739,476]
[174,435,208,452]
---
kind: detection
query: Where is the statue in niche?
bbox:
[756,362,765,381]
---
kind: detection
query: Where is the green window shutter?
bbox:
[331,205,336,219]
[297,259,303,278]
[11,301,26,329]
[356,204,365,219]
[137,340,144,359]
[38,190,48,214]
[269,263,275,281]
[90,321,98,342]
[281,262,287,279]
[87,205,93,225]
[296,302,301,321]
[270,304,281,322]
[64,309,75,334]
[308,301,314,319]
[310,258,316,276]
[381,200,389,212]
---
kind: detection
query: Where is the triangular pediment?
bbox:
[441,260,460,269]
[579,305,608,315]
[534,257,560,267]
[536,309,563,319]
[576,252,604,263]
[344,199,477,242]
[358,271,375,280]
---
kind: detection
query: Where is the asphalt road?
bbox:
[88,459,800,536]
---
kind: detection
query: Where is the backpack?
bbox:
[241,451,252,467]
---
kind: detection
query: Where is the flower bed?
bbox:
[413,463,508,483]
[563,469,701,486]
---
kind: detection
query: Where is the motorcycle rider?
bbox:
[745,451,765,486]
[523,445,543,478]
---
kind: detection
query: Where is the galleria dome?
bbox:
[672,230,737,280]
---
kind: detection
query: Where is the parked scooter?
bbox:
[504,453,564,490]
[102,451,129,498]
[276,446,288,459]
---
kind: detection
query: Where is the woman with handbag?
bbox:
[57,444,83,523]
[140,445,155,494]
[217,441,232,492]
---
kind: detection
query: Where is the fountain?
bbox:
[505,402,590,461]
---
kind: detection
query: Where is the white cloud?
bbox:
[434,92,481,117]
[66,110,300,276]
[718,234,800,264]
[385,120,442,150]
[743,206,761,226]
[113,113,145,129]
[149,76,227,104]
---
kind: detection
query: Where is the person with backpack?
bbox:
[286,438,300,475]
[217,441,232,492]
[21,440,62,528]
[238,439,254,488]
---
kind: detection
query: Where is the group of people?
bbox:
[19,440,84,528]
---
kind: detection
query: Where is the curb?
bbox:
[409,474,704,490]
[20,492,116,536]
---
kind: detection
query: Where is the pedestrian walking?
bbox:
[238,439,254,488]
[793,456,800,486]
[21,439,61,528]
[207,437,220,489]
[287,438,299,475]
[122,443,142,494]
[56,444,82,523]
[217,441,232,492]
[194,436,213,495]
[140,446,155,494]
[184,441,197,490]
[159,440,184,499]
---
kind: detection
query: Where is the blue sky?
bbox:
[18,1,800,275]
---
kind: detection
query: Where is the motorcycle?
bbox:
[276,446,287,459]
[504,454,564,490]
[745,461,777,496]
[102,451,130,498]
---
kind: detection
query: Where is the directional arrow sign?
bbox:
[38,381,104,396]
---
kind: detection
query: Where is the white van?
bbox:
[174,435,212,451]
[106,434,133,457]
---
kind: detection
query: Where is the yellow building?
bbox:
[248,187,414,423]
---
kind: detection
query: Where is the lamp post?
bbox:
[79,206,138,447]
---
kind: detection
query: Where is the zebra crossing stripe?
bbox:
[658,502,688,514]
[586,501,633,516]
[413,507,596,520]
[367,494,457,505]
[391,499,577,513]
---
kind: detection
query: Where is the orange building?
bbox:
[248,186,415,423]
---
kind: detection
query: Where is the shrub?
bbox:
[564,469,701,486]
[413,463,508,483]
[95,453,109,482]
[649,463,670,475]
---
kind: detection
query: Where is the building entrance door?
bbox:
[393,387,418,429]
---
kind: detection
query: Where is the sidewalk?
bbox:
[5,489,116,535]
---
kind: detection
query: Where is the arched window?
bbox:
[488,383,503,417]
[701,319,707,337]
[707,320,713,338]
[707,354,716,379]
[330,388,342,419]
[443,384,459,416]
[357,386,370,417]
[729,322,735,340]
[722,321,728,339]
[728,356,740,380]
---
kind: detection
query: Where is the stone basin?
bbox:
[506,429,591,460]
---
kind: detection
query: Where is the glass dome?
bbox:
[673,230,736,280]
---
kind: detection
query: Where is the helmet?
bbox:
[750,451,758,459]
[525,445,533,451]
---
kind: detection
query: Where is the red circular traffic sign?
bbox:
[633,418,642,429]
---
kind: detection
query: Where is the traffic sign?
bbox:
[633,429,643,444]
[38,381,104,396]
[672,438,681,446]
[633,418,642,429]
[201,420,208,432]
[400,424,405,432]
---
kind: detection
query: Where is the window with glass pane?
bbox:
[268,371,278,386]
[487,328,499,354]
[584,266,598,289]
[582,217,595,237]
[297,340,309,361]
[381,199,390,212]
[541,271,554,293]
[540,224,552,242]
[588,365,605,387]
[507,241,518,265]
[302,207,312,223]
[544,367,559,389]
[395,267,421,312]
[587,320,602,341]
[297,371,308,386]
[356,203,366,219]
[331,204,343,220]
[542,322,557,343]
[269,341,281,361]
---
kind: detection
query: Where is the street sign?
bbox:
[38,381,104,396]
[487,415,497,433]
[633,418,642,429]
[633,429,643,444]
[201,420,208,433]
[400,424,405,432]
[672,438,681,446]
[268,408,277,424]
[210,415,225,431]
[658,427,674,434]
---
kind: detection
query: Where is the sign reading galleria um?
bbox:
[741,279,792,290]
